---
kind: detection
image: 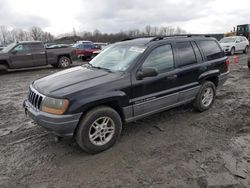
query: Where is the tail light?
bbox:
[225,58,230,72]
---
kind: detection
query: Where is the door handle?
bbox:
[40,52,45,54]
[26,53,32,56]
[166,75,178,80]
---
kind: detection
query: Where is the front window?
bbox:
[89,44,145,72]
[220,37,236,43]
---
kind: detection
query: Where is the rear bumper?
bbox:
[218,71,229,87]
[23,99,82,137]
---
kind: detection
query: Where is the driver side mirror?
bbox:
[236,40,240,43]
[137,67,158,80]
[11,49,17,54]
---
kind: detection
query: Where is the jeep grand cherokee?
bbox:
[23,35,229,154]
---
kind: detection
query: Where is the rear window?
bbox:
[30,43,44,50]
[198,40,224,61]
[176,42,197,67]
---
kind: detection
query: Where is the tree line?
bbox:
[0,26,54,45]
[0,25,187,45]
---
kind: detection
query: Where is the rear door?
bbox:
[30,43,47,66]
[131,44,179,117]
[174,41,203,102]
[9,44,33,68]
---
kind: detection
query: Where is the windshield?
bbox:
[88,44,145,72]
[1,43,16,53]
[220,37,236,43]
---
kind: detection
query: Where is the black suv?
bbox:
[23,35,229,153]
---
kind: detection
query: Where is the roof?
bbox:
[17,41,42,44]
[119,35,213,46]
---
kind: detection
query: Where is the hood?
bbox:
[219,42,234,47]
[0,52,9,59]
[33,66,121,97]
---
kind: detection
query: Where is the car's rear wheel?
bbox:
[76,106,122,154]
[193,81,216,112]
[58,56,71,68]
[243,46,249,54]
[230,47,235,55]
[248,60,250,70]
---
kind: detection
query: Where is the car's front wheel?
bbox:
[243,46,249,54]
[193,81,216,112]
[230,47,235,55]
[0,64,8,73]
[76,106,122,154]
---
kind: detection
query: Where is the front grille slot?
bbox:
[28,88,44,110]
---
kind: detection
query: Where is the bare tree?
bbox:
[0,26,10,44]
[30,26,43,41]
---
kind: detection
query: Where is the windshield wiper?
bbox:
[87,63,113,72]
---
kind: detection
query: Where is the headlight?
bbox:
[41,97,69,115]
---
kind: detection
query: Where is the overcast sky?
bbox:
[1,0,250,35]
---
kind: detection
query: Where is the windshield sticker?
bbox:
[129,47,145,53]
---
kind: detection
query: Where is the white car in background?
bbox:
[219,36,249,55]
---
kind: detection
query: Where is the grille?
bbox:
[28,88,44,110]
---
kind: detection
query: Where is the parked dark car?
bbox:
[0,41,77,72]
[23,35,229,154]
[72,41,100,60]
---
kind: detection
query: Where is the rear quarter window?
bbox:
[30,43,44,50]
[176,42,197,67]
[198,40,224,61]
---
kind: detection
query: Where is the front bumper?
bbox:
[23,99,82,137]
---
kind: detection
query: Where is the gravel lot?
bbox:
[0,55,249,188]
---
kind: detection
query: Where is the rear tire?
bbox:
[243,46,249,54]
[248,60,250,70]
[230,47,235,55]
[193,81,216,112]
[76,106,122,154]
[58,56,71,68]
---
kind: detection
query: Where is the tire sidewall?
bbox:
[195,81,216,111]
[230,47,235,55]
[76,107,122,153]
[59,56,71,68]
[244,46,249,54]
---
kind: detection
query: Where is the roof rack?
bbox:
[121,34,211,43]
[149,34,210,42]
[121,36,155,41]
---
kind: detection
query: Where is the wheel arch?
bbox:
[199,70,219,87]
[0,60,10,69]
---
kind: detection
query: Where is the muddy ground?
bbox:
[0,55,249,188]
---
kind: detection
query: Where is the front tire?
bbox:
[76,106,122,154]
[193,81,216,112]
[230,47,235,55]
[243,46,249,54]
[0,64,8,73]
[58,56,71,68]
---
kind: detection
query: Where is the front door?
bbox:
[9,44,33,68]
[131,44,179,117]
